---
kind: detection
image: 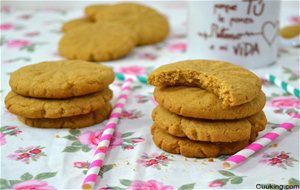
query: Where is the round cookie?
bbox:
[58,22,136,61]
[148,60,262,107]
[9,60,114,98]
[18,103,112,128]
[62,18,94,32]
[85,4,110,20]
[94,2,169,45]
[151,125,255,158]
[152,106,267,142]
[279,24,300,39]
[154,86,266,120]
[5,89,112,119]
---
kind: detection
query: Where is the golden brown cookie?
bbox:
[148,60,262,107]
[94,2,169,45]
[9,60,114,98]
[279,24,300,39]
[247,111,267,132]
[58,22,136,61]
[151,125,255,158]
[18,103,112,128]
[62,18,94,32]
[85,4,110,20]
[154,86,266,120]
[5,89,112,119]
[152,106,266,142]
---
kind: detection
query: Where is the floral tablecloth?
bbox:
[1,2,299,190]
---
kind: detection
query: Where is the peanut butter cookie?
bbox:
[148,60,262,107]
[152,106,266,142]
[9,60,114,98]
[94,3,169,45]
[151,125,256,158]
[58,22,136,61]
[154,86,266,120]
[19,103,112,128]
[5,89,112,119]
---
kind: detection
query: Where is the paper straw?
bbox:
[82,78,134,190]
[115,72,148,84]
[223,114,300,170]
[265,74,300,98]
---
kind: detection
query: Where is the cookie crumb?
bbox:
[208,158,214,162]
[270,143,278,148]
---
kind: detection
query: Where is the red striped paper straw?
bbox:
[223,114,300,170]
[82,78,134,190]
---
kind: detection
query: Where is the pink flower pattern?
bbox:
[73,161,89,169]
[259,151,298,169]
[137,152,172,170]
[73,161,114,176]
[63,129,144,152]
[0,125,22,146]
[0,132,6,145]
[0,23,14,30]
[12,180,56,190]
[134,94,157,105]
[288,16,300,24]
[208,170,245,187]
[138,52,157,60]
[121,109,144,120]
[208,180,225,187]
[167,42,187,53]
[266,93,299,116]
[1,5,11,13]
[7,39,31,48]
[120,133,144,150]
[268,97,300,109]
[8,146,46,164]
[126,180,174,190]
[78,130,123,150]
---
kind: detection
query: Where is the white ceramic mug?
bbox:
[188,0,281,68]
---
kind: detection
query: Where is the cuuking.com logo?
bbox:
[256,183,299,190]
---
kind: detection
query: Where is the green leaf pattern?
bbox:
[208,170,246,187]
[0,172,57,189]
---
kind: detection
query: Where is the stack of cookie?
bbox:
[5,60,115,129]
[59,2,169,61]
[148,60,267,158]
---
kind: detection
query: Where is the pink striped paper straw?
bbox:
[223,114,300,170]
[82,78,134,190]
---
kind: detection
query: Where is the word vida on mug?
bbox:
[198,0,279,57]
